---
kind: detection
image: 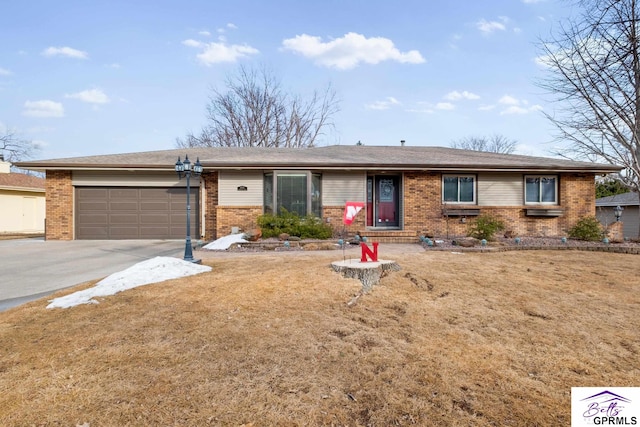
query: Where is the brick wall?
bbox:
[403,172,442,235]
[398,172,596,238]
[216,206,262,237]
[201,171,218,241]
[44,169,596,241]
[323,206,365,237]
[559,173,595,229]
[45,170,73,240]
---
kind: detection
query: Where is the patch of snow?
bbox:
[202,233,248,250]
[46,256,211,309]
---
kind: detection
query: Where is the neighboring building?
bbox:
[596,192,640,239]
[16,145,621,241]
[0,158,46,234]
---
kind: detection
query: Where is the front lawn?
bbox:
[0,250,638,426]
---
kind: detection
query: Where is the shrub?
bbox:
[257,209,333,239]
[568,216,603,241]
[467,214,505,241]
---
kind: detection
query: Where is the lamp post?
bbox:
[175,155,203,263]
[614,205,623,222]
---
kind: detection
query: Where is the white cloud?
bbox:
[444,90,480,101]
[498,95,542,116]
[183,39,259,65]
[476,19,506,34]
[498,95,520,105]
[199,30,211,37]
[106,63,121,69]
[182,39,203,48]
[0,67,11,76]
[65,89,110,104]
[478,104,496,111]
[22,100,65,118]
[217,23,237,34]
[41,46,88,59]
[436,102,455,110]
[365,97,400,110]
[281,32,426,70]
[500,105,528,115]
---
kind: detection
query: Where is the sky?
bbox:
[0,0,577,161]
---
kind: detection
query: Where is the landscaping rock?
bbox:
[453,237,478,247]
[244,229,262,242]
[278,233,290,241]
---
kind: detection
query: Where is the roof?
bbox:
[0,172,46,192]
[596,191,639,207]
[14,145,622,173]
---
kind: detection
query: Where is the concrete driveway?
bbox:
[0,238,185,311]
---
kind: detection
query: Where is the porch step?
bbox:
[350,230,419,244]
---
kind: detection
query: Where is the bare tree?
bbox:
[1,127,40,164]
[537,0,640,196]
[176,66,339,148]
[450,134,517,154]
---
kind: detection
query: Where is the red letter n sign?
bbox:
[360,242,379,262]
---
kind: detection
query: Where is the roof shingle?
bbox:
[0,173,46,191]
[15,145,622,173]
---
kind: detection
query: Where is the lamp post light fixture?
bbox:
[614,205,623,222]
[175,155,203,263]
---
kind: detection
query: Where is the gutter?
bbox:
[14,164,622,174]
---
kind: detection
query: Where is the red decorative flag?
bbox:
[343,201,365,225]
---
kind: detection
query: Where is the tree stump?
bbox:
[330,259,401,292]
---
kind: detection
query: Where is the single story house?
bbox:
[596,192,639,239]
[0,158,46,234]
[16,145,621,242]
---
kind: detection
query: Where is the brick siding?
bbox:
[215,206,263,238]
[399,172,596,238]
[201,171,218,241]
[45,170,74,240]
[44,169,597,241]
[323,206,366,237]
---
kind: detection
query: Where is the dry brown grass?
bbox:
[1,249,639,426]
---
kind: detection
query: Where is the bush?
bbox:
[467,214,505,241]
[257,209,333,239]
[568,216,603,241]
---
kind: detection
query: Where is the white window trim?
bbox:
[442,174,477,204]
[524,175,558,205]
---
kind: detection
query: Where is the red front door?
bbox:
[366,176,399,227]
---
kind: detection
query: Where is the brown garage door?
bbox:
[75,187,199,239]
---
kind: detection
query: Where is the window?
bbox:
[263,173,274,214]
[264,172,322,217]
[443,175,476,203]
[525,176,557,204]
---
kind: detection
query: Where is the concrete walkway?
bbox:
[0,238,184,311]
